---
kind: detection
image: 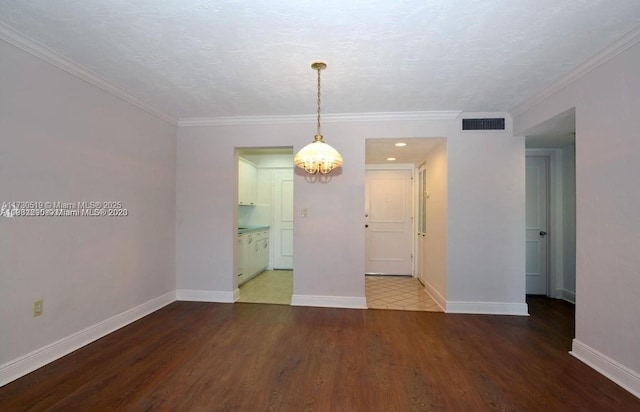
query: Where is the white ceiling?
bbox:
[0,1,639,119]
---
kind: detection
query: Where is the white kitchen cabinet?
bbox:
[237,229,270,286]
[238,157,257,206]
[246,233,258,277]
[255,231,269,272]
[237,235,246,284]
[237,233,251,285]
[243,233,256,284]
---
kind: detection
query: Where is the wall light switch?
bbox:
[33,299,43,317]
[301,207,308,218]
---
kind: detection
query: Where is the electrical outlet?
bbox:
[33,299,43,317]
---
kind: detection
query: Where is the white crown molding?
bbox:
[0,22,178,126]
[325,111,463,122]
[178,111,462,127]
[179,114,315,127]
[0,291,175,387]
[510,24,640,117]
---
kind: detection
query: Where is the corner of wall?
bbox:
[0,292,175,387]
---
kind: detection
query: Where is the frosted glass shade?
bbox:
[294,135,343,175]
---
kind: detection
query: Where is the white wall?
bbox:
[176,115,527,313]
[176,122,367,305]
[446,114,527,314]
[421,140,448,306]
[0,39,177,379]
[514,41,640,393]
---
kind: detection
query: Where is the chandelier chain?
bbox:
[316,66,321,136]
[293,60,342,175]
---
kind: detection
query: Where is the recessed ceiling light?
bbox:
[395,142,407,147]
[387,157,396,161]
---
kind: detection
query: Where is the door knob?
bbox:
[539,231,547,236]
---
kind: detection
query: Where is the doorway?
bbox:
[364,137,447,311]
[524,108,576,302]
[235,147,294,305]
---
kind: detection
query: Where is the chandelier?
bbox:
[294,61,343,175]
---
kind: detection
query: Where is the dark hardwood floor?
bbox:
[1,297,638,411]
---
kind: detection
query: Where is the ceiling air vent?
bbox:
[462,118,505,131]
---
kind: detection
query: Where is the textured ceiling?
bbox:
[0,1,639,119]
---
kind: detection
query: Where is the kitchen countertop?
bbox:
[238,225,270,234]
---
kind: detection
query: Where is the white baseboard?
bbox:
[559,289,576,304]
[571,339,640,399]
[0,291,175,387]
[233,288,240,302]
[291,294,367,309]
[175,289,236,303]
[423,281,446,311]
[445,301,529,316]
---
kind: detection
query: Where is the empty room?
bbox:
[1,1,640,410]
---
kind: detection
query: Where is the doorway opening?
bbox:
[235,147,294,305]
[364,137,447,311]
[524,108,576,304]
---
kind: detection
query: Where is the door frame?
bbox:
[234,147,294,297]
[416,162,427,283]
[526,149,563,298]
[365,163,417,277]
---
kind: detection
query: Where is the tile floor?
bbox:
[365,275,443,312]
[237,270,293,305]
[237,271,442,312]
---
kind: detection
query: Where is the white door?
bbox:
[526,156,549,295]
[272,169,294,269]
[365,169,413,275]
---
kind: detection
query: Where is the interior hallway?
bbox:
[366,275,443,312]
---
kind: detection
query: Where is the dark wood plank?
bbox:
[1,297,638,411]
